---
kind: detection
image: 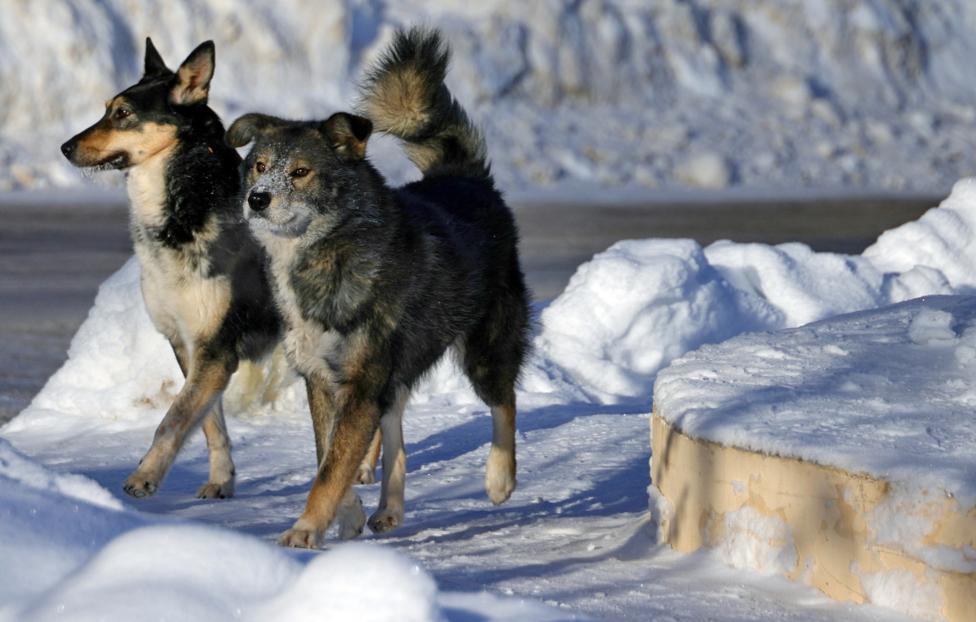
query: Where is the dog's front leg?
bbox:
[305,376,337,466]
[304,377,366,540]
[123,349,237,498]
[279,396,379,548]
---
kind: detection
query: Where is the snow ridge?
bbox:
[4,0,976,192]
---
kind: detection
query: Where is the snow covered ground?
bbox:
[4,0,976,194]
[8,174,976,619]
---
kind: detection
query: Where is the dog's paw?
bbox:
[354,463,376,485]
[122,472,159,498]
[485,447,516,505]
[367,506,404,534]
[337,493,367,540]
[196,480,234,500]
[278,525,321,549]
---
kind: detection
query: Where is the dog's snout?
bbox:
[60,140,76,159]
[248,191,271,212]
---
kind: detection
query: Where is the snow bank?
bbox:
[538,178,976,403]
[0,435,438,621]
[1,436,565,621]
[15,528,439,622]
[5,0,976,192]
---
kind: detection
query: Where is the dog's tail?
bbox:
[359,28,489,180]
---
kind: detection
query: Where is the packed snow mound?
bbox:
[538,178,976,402]
[0,443,563,621]
[4,0,976,192]
[14,529,439,622]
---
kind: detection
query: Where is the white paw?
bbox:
[278,521,322,549]
[485,447,516,505]
[196,480,234,499]
[122,471,160,498]
[354,463,376,485]
[337,493,366,540]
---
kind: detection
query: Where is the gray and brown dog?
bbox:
[226,28,532,547]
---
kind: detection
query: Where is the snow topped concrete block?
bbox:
[652,296,976,622]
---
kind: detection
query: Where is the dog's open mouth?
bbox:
[81,152,129,171]
[96,152,130,170]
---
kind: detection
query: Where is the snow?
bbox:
[0,437,560,622]
[10,178,976,619]
[719,507,798,577]
[5,1,976,193]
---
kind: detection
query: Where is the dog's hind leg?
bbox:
[485,400,517,505]
[169,341,236,499]
[462,292,528,506]
[466,363,518,505]
[279,395,379,548]
[197,400,236,499]
[355,429,382,484]
[123,348,237,498]
[368,390,409,533]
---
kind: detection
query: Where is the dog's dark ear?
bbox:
[144,37,169,77]
[320,112,372,161]
[170,40,215,106]
[226,113,283,148]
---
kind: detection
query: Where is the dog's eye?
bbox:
[290,167,310,179]
[113,108,132,120]
[255,161,266,173]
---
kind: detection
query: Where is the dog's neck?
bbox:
[126,142,178,232]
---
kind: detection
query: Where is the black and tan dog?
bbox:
[60,39,282,500]
[226,28,531,547]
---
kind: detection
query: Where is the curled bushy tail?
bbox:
[359,27,489,180]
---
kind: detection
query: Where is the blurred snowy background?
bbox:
[3,0,976,194]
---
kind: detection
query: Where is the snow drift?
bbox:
[539,178,976,402]
[0,435,566,621]
[4,0,976,193]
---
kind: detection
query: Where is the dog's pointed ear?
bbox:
[144,37,169,77]
[226,113,283,148]
[170,40,215,106]
[320,112,372,161]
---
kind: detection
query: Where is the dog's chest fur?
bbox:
[258,232,344,383]
[127,152,231,349]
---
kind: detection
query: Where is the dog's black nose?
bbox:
[60,141,76,159]
[248,191,271,212]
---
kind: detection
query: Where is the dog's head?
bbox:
[225,112,374,238]
[60,38,216,170]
